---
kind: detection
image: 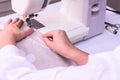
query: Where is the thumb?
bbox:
[43,37,53,48]
[24,28,34,36]
[0,29,2,32]
[18,28,34,41]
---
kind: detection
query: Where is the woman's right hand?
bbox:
[42,30,75,58]
[42,30,88,65]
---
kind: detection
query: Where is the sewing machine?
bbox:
[11,0,106,43]
[10,0,106,69]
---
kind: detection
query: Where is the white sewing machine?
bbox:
[11,0,106,43]
[10,0,106,69]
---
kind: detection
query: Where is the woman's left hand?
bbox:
[0,18,34,48]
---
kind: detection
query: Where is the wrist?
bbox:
[67,47,89,65]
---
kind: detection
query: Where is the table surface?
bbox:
[0,2,120,54]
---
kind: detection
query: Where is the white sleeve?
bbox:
[0,45,92,80]
[0,45,37,80]
[0,45,120,80]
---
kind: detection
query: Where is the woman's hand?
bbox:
[42,30,89,65]
[42,30,74,58]
[0,18,34,48]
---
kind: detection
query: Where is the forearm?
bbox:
[67,47,89,65]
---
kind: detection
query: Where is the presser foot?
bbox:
[26,19,45,29]
[26,14,45,29]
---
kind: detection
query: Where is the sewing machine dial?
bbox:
[92,3,100,14]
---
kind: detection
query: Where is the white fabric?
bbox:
[0,45,120,80]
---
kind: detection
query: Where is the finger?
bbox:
[45,30,55,35]
[42,30,57,38]
[24,28,34,36]
[16,28,34,41]
[16,19,24,28]
[42,33,53,38]
[0,29,2,32]
[22,28,34,38]
[42,33,53,41]
[5,18,12,24]
[12,18,19,23]
[43,37,53,47]
[22,15,27,20]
